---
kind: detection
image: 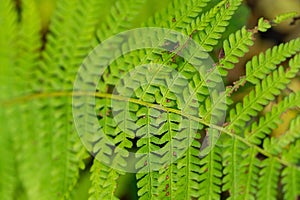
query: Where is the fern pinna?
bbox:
[0,0,300,199]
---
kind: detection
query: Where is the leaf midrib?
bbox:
[2,90,300,172]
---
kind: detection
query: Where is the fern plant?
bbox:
[0,0,300,199]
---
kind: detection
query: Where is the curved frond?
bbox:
[245,38,300,84]
[197,0,243,51]
[228,54,300,134]
[246,89,300,145]
[220,27,254,71]
[263,116,300,155]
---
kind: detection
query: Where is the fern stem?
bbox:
[4,90,300,172]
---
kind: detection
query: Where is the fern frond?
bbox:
[156,115,203,199]
[257,158,281,200]
[219,27,254,71]
[147,0,210,32]
[282,165,300,200]
[90,0,150,166]
[216,17,272,77]
[246,89,300,145]
[91,0,150,166]
[201,90,227,123]
[263,116,300,155]
[89,160,120,200]
[143,0,244,124]
[107,0,221,80]
[104,0,240,118]
[158,0,244,121]
[282,140,300,166]
[192,1,227,34]
[245,38,300,84]
[281,141,300,200]
[155,112,181,199]
[175,132,202,199]
[160,0,245,122]
[273,12,298,24]
[135,109,181,199]
[222,136,248,199]
[199,19,271,114]
[222,14,299,92]
[220,16,295,91]
[228,54,300,134]
[257,18,272,32]
[93,98,136,166]
[226,92,300,199]
[105,0,213,82]
[198,0,242,51]
[1,0,300,199]
[239,147,260,200]
[74,96,130,198]
[157,163,178,199]
[136,171,159,200]
[198,139,223,200]
[97,1,229,194]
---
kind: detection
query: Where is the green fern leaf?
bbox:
[282,165,300,200]
[220,27,254,71]
[257,158,281,200]
[282,141,300,200]
[264,116,300,155]
[222,137,248,199]
[89,160,120,200]
[239,147,260,200]
[245,87,300,145]
[245,38,300,84]
[198,140,223,200]
[228,54,300,134]
[198,0,242,51]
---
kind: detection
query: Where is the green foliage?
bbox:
[0,0,300,199]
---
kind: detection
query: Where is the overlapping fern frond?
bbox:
[0,0,300,199]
